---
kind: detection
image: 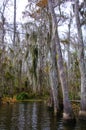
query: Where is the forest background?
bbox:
[0,0,86,121]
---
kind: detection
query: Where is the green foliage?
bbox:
[16,91,49,101]
[69,92,80,100]
[16,92,29,100]
[5,71,14,80]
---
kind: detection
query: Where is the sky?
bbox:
[0,0,28,23]
[0,0,28,44]
[16,0,28,22]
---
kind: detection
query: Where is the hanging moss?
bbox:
[31,31,37,43]
[25,33,30,40]
[31,46,38,81]
[2,62,7,68]
[0,49,2,56]
[69,52,81,100]
[19,59,22,66]
[47,32,51,43]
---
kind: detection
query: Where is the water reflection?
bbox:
[0,102,86,130]
[77,120,86,130]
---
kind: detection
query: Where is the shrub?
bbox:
[16,92,29,100]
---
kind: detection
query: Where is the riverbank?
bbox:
[1,95,48,104]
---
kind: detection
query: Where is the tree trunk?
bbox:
[47,14,59,114]
[38,33,45,94]
[49,37,59,114]
[48,0,75,121]
[13,0,16,46]
[75,0,86,120]
[67,21,71,89]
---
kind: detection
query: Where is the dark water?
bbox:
[0,102,86,130]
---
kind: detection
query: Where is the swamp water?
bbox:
[0,102,86,130]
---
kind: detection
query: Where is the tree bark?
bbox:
[75,0,86,120]
[13,0,16,46]
[49,37,59,114]
[67,21,71,89]
[48,0,75,121]
[47,14,59,114]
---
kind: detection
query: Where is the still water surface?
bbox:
[0,102,86,130]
